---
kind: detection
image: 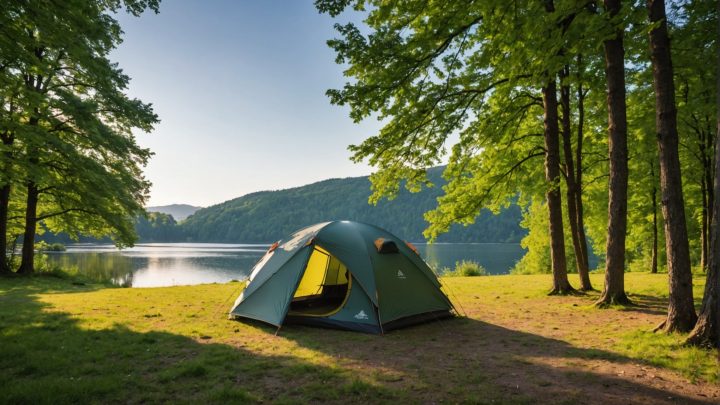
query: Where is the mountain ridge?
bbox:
[147,204,202,221]
[179,167,525,243]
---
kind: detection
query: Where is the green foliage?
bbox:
[512,199,551,275]
[444,260,487,277]
[134,212,185,242]
[0,0,160,269]
[315,0,621,244]
[315,0,718,281]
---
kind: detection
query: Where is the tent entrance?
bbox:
[289,246,351,317]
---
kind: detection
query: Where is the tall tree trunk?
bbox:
[543,78,574,295]
[598,0,631,306]
[0,183,10,275]
[704,128,714,273]
[651,160,659,274]
[575,55,591,278]
[560,67,592,291]
[701,175,708,272]
[0,132,12,275]
[17,182,38,275]
[685,0,720,348]
[699,124,713,273]
[648,0,697,332]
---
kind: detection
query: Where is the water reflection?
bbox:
[45,243,267,288]
[416,243,526,275]
[45,242,526,287]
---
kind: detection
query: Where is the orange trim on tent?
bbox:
[405,241,419,255]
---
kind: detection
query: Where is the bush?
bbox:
[37,242,66,252]
[445,260,487,277]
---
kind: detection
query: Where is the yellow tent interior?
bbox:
[289,246,351,316]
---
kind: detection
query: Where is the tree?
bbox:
[560,58,592,290]
[686,0,720,349]
[543,74,574,294]
[647,0,697,333]
[0,0,27,274]
[1,0,159,274]
[316,0,606,293]
[597,0,631,306]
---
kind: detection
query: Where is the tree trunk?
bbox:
[575,55,591,279]
[543,78,574,295]
[703,127,714,273]
[0,132,12,275]
[648,0,697,332]
[700,124,713,273]
[0,183,10,275]
[598,0,631,306]
[651,160,659,274]
[701,175,708,272]
[560,67,592,291]
[17,182,38,275]
[685,0,720,348]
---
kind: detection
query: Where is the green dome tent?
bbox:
[229,221,455,333]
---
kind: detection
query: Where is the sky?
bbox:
[111,1,380,207]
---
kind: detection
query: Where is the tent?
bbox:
[229,221,455,333]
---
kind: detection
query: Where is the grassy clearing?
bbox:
[0,272,717,404]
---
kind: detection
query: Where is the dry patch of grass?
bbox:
[0,272,717,404]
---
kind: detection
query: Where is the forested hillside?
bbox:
[181,167,524,243]
[147,204,202,221]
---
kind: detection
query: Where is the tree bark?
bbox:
[699,124,713,273]
[648,0,697,332]
[651,160,659,274]
[17,182,38,275]
[598,0,631,306]
[543,78,574,295]
[575,55,591,279]
[703,126,714,273]
[0,183,10,275]
[560,67,592,291]
[685,0,720,348]
[0,132,12,275]
[701,174,708,272]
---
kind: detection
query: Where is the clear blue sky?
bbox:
[112,0,379,207]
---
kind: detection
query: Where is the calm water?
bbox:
[45,242,526,287]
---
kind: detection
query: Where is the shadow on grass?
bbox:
[619,293,670,316]
[0,278,396,404]
[276,316,716,404]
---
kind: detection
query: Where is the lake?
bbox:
[45,242,526,287]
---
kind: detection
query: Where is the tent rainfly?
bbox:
[229,221,455,333]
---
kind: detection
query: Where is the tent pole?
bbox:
[375,305,384,335]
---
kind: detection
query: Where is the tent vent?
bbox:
[374,238,399,254]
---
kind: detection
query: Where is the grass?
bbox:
[0,272,717,404]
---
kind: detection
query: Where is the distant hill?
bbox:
[147,204,202,221]
[180,167,525,243]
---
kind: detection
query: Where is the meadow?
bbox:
[0,272,717,404]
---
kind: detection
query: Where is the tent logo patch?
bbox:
[354,310,369,320]
[397,269,406,279]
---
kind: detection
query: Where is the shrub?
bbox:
[445,260,487,277]
[36,242,66,252]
